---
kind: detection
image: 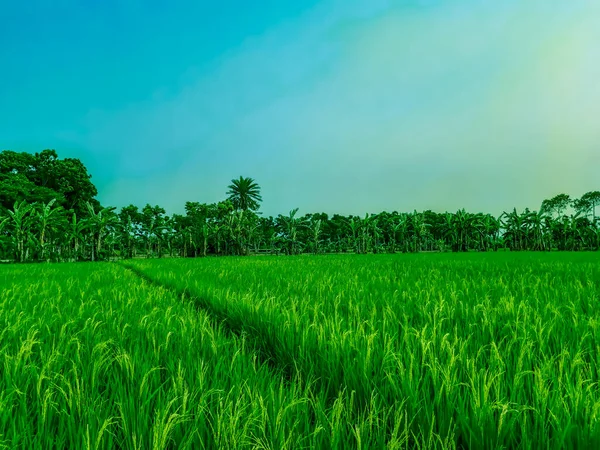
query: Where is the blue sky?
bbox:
[1,0,599,216]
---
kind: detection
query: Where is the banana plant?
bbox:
[310,219,323,255]
[7,201,35,262]
[35,198,64,261]
[67,212,91,261]
[276,208,306,255]
[85,202,119,261]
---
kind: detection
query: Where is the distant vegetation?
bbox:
[1,149,599,262]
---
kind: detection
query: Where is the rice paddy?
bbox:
[1,253,600,448]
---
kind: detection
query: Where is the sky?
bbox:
[1,0,599,217]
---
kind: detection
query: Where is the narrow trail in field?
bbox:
[116,261,308,386]
[117,261,378,413]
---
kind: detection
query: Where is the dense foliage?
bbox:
[1,149,599,262]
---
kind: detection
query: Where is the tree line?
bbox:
[1,149,599,262]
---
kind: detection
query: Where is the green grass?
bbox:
[0,263,383,449]
[1,253,600,448]
[125,253,600,449]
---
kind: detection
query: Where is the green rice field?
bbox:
[1,253,600,449]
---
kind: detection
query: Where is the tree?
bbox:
[35,199,64,261]
[276,208,306,255]
[0,149,599,260]
[541,194,571,218]
[227,176,262,212]
[53,156,99,215]
[0,214,9,258]
[501,208,528,251]
[452,209,474,252]
[573,191,600,222]
[67,212,90,262]
[390,213,409,253]
[0,149,99,214]
[309,218,323,254]
[0,171,58,210]
[184,202,211,257]
[7,201,35,262]
[118,205,143,258]
[523,209,547,251]
[140,205,167,257]
[85,202,118,261]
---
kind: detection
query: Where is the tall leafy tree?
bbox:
[0,149,98,214]
[541,194,571,218]
[574,191,600,222]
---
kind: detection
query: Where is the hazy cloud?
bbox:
[70,0,600,216]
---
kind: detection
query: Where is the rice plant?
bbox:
[0,262,409,449]
[125,252,600,448]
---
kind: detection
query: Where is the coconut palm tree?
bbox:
[226,176,262,212]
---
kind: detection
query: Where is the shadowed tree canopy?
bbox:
[540,194,571,218]
[0,149,99,214]
[574,191,600,220]
[227,176,262,212]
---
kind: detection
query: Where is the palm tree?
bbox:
[227,176,262,212]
